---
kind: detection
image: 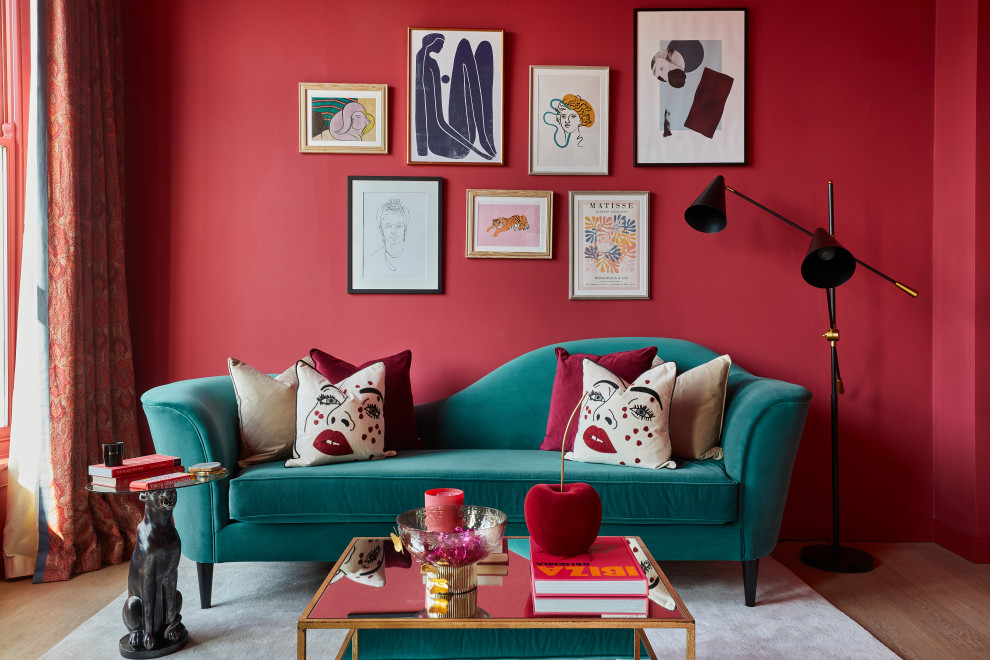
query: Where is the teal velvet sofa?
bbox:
[141,337,811,620]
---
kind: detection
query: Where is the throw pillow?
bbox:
[310,348,420,450]
[652,354,731,460]
[540,346,659,453]
[228,356,314,467]
[565,359,677,470]
[285,360,396,467]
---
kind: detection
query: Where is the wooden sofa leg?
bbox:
[742,558,759,607]
[197,562,214,609]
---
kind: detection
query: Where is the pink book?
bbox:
[530,536,648,596]
[88,453,180,478]
[90,465,185,488]
[128,472,194,491]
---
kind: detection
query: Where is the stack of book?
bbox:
[529,536,649,616]
[88,454,190,490]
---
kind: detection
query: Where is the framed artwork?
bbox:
[348,176,443,294]
[466,189,553,259]
[634,9,747,166]
[407,28,504,165]
[529,66,609,175]
[568,191,650,300]
[299,83,388,154]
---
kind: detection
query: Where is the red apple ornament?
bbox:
[524,391,603,556]
[524,482,601,556]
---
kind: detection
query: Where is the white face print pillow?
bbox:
[566,359,677,470]
[285,361,395,467]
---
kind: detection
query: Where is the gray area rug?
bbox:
[43,556,897,659]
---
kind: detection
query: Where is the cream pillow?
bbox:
[285,361,395,467]
[653,354,731,460]
[228,356,313,467]
[565,359,677,470]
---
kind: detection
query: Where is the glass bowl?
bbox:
[396,505,507,567]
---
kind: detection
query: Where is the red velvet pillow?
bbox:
[309,348,421,450]
[540,346,658,452]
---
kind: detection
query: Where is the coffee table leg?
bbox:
[686,624,696,660]
[637,629,658,660]
[297,628,306,660]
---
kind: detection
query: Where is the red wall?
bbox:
[933,0,990,562]
[122,0,935,542]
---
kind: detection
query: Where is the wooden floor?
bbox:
[1,542,988,659]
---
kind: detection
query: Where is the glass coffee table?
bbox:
[298,535,694,660]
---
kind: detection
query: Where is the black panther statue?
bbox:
[120,488,188,658]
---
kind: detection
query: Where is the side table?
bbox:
[87,469,228,659]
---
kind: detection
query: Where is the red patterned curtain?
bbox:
[40,0,142,581]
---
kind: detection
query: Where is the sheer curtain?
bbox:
[3,0,142,582]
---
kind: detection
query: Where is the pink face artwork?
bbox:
[582,379,660,457]
[570,359,677,470]
[307,385,383,456]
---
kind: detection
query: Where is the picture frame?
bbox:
[348,176,443,294]
[529,66,609,175]
[407,28,504,165]
[568,191,650,300]
[634,9,747,166]
[466,189,553,259]
[299,83,388,154]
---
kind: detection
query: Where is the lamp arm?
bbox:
[725,186,919,298]
[725,186,815,238]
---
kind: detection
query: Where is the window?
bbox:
[1,0,26,451]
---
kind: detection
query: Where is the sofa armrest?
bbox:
[141,376,240,563]
[719,375,812,559]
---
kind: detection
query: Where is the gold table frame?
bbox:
[298,536,695,660]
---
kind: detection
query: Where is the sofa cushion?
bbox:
[228,356,314,467]
[567,359,677,470]
[285,361,395,467]
[311,348,421,450]
[229,449,738,525]
[661,354,732,460]
[540,345,658,453]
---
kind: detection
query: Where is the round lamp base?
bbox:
[800,543,874,573]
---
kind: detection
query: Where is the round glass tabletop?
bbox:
[85,469,228,495]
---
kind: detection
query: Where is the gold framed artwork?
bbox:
[529,66,609,175]
[466,189,553,259]
[407,28,504,165]
[299,83,388,154]
[568,191,650,300]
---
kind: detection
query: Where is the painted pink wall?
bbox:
[932,0,990,562]
[122,0,935,542]
[978,2,990,556]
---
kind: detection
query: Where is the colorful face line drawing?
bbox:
[542,94,596,148]
[583,380,661,455]
[328,101,375,141]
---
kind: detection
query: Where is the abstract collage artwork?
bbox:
[634,9,746,165]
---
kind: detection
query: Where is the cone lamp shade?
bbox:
[801,228,857,288]
[684,175,728,233]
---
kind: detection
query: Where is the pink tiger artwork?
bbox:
[486,214,530,238]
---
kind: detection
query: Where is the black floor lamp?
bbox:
[684,175,918,573]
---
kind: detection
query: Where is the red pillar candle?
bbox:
[424,488,464,532]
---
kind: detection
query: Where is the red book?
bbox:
[128,472,194,491]
[90,465,185,489]
[88,454,180,478]
[530,536,647,596]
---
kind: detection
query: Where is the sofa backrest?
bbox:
[414,337,746,451]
